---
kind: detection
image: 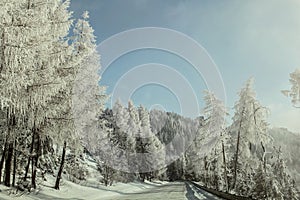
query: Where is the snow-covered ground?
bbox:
[0,180,224,200]
[0,178,170,200]
[0,156,221,200]
[0,155,169,200]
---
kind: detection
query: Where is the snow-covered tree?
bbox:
[20,0,75,189]
[0,0,75,188]
[271,147,299,200]
[112,100,129,150]
[150,109,168,135]
[110,100,131,178]
[72,11,107,154]
[90,109,114,186]
[137,105,165,181]
[70,11,110,187]
[201,90,230,192]
[52,9,107,190]
[230,78,270,195]
[282,69,300,108]
[0,0,39,187]
[0,1,108,190]
[126,100,140,179]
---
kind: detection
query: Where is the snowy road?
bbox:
[102,182,222,200]
[185,182,222,200]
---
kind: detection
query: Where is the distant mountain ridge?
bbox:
[268,127,300,188]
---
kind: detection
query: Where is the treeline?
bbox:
[97,80,298,200]
[88,100,200,186]
[183,81,298,199]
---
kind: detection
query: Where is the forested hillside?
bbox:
[269,128,300,188]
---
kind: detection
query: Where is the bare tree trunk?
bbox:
[54,141,66,190]
[233,116,243,190]
[1,109,10,183]
[31,155,34,188]
[233,130,240,190]
[232,106,246,191]
[204,156,208,187]
[4,142,13,187]
[0,137,8,183]
[214,149,218,190]
[261,142,266,172]
[103,164,114,186]
[31,131,40,189]
[12,139,17,187]
[104,166,108,186]
[253,103,267,174]
[24,131,35,181]
[4,114,15,187]
[0,30,5,73]
[222,141,229,192]
[141,173,145,182]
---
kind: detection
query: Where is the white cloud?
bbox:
[269,103,300,133]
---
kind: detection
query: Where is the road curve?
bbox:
[185,182,223,200]
[108,182,186,200]
[102,182,222,200]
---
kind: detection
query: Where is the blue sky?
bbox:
[70,0,300,132]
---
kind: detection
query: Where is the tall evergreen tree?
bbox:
[202,90,230,192]
[230,78,270,195]
[137,105,165,181]
[282,69,300,108]
[0,0,74,188]
[126,100,139,179]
